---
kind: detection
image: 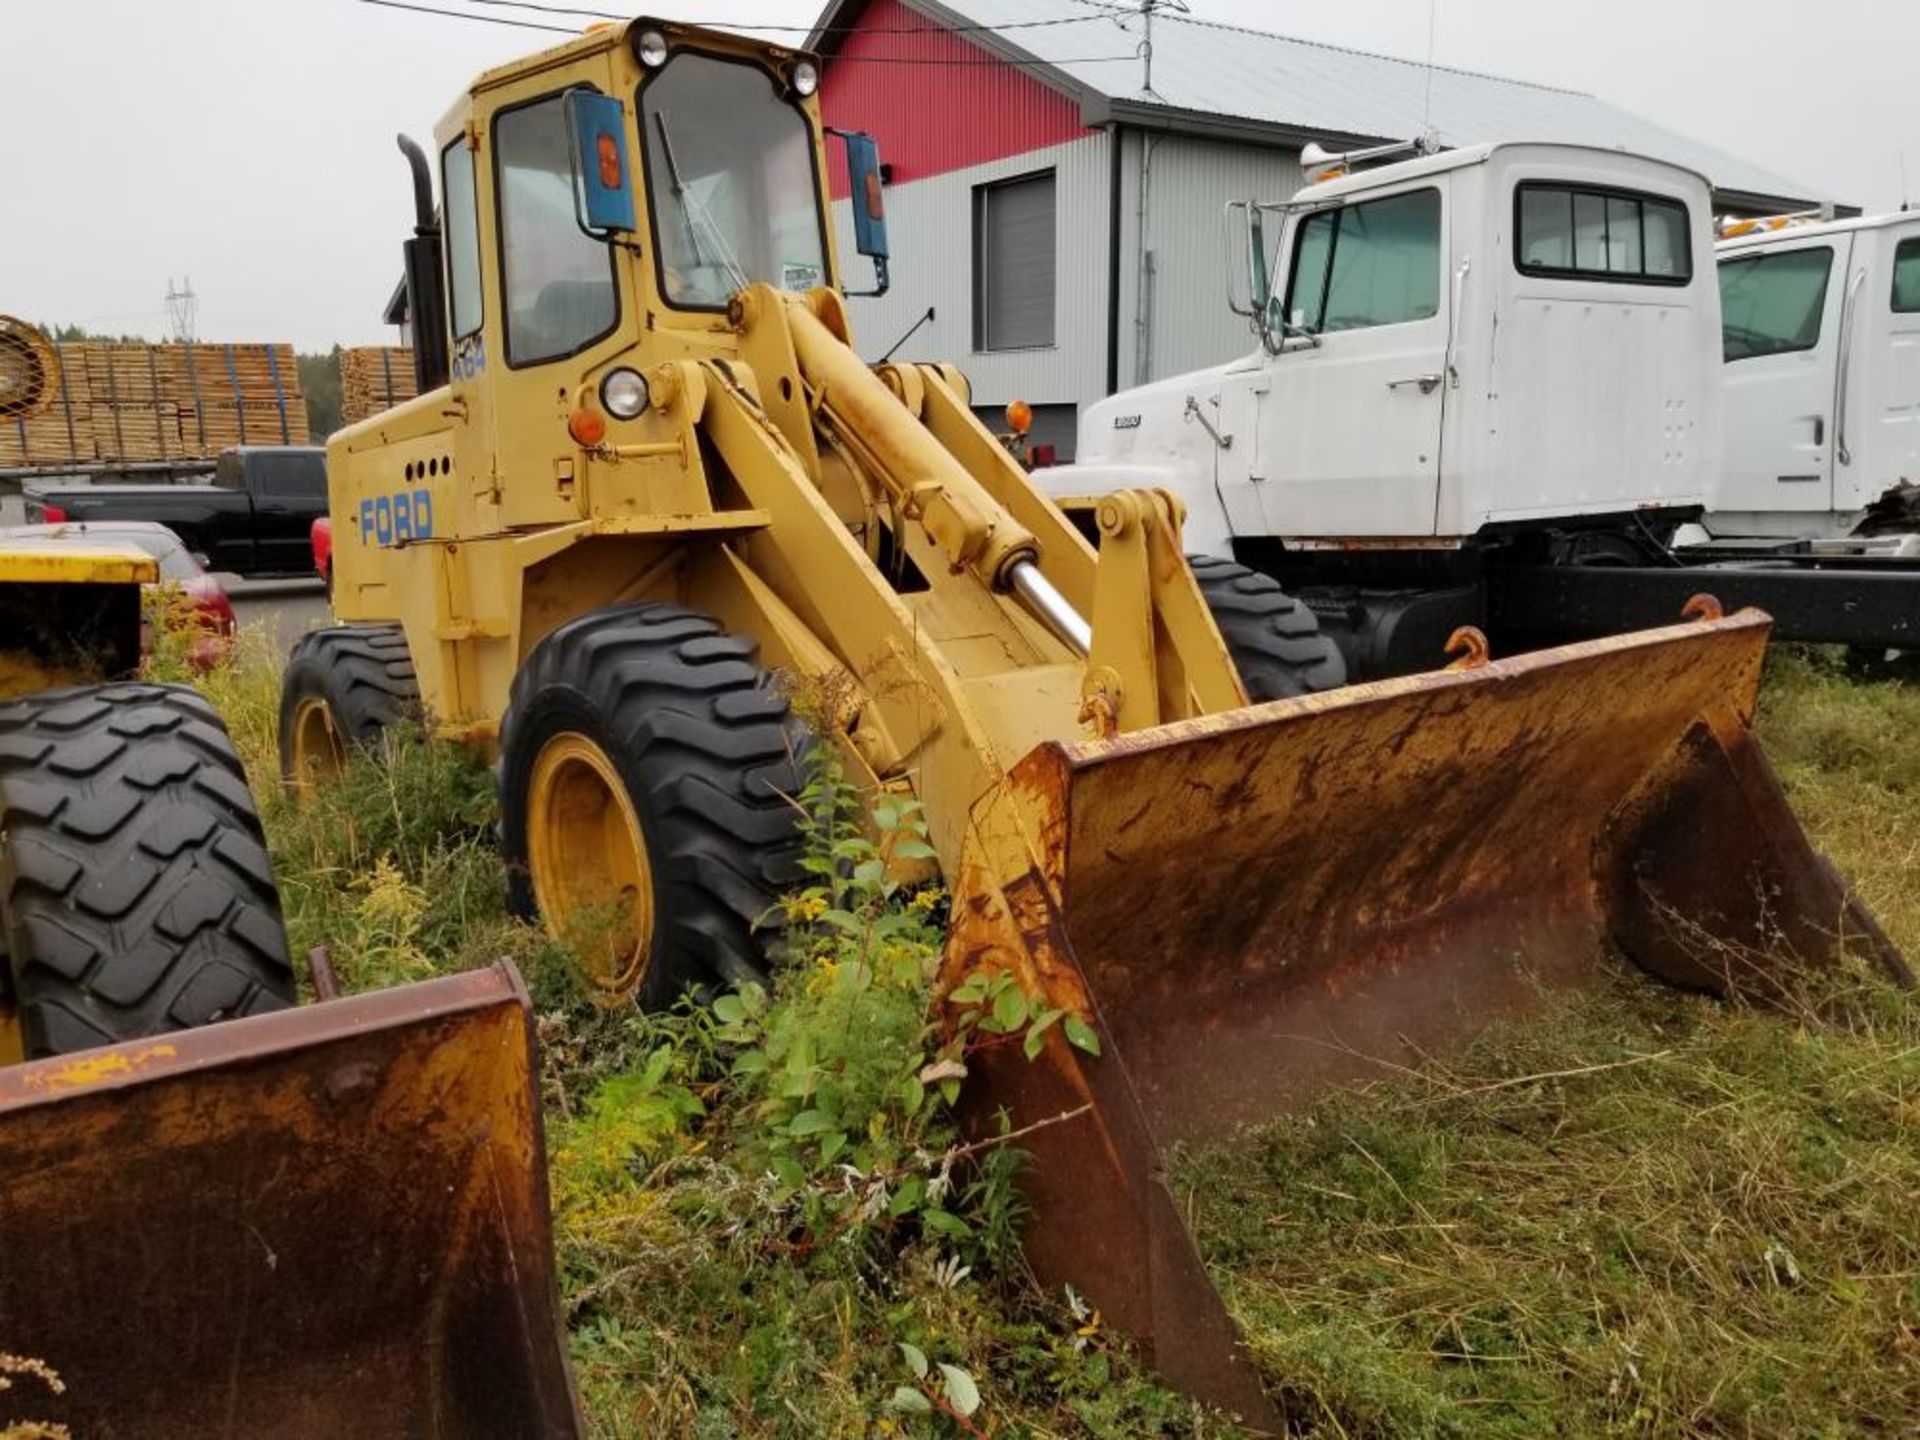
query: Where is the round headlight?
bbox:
[600,367,650,419]
[791,59,819,96]
[636,29,669,68]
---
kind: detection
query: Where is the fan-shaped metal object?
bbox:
[0,316,60,422]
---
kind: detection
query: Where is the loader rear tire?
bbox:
[1190,554,1347,701]
[499,602,809,1011]
[278,624,420,791]
[0,682,296,1058]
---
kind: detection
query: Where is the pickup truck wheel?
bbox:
[278,625,420,791]
[0,682,296,1058]
[1190,554,1347,701]
[499,602,809,1011]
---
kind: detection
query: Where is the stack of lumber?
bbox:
[0,340,307,467]
[340,346,417,423]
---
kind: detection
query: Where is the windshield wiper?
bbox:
[652,111,748,295]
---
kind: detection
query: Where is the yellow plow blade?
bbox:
[0,963,581,1438]
[949,610,1906,1428]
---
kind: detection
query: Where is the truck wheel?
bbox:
[0,682,296,1058]
[278,625,420,790]
[499,602,809,1011]
[1190,554,1347,701]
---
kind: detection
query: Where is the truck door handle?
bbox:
[1812,416,1825,446]
[1388,374,1442,395]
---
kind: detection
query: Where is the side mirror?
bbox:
[831,128,890,297]
[1224,200,1273,319]
[565,90,636,234]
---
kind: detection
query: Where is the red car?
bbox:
[0,520,236,671]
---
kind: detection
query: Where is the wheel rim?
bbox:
[0,1001,23,1066]
[526,731,654,1004]
[289,696,348,793]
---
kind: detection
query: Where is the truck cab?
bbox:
[1712,211,1920,539]
[1057,142,1720,560]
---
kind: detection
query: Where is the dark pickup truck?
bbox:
[23,447,328,578]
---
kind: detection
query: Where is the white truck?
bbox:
[1707,210,1920,548]
[1042,141,1917,681]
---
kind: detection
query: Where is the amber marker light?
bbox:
[1005,399,1033,435]
[568,406,608,447]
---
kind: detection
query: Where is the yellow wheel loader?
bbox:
[282,20,1906,1426]
[0,317,582,1435]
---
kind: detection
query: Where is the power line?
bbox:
[445,0,1118,33]
[348,0,1135,63]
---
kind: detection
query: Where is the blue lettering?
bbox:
[393,492,414,542]
[359,498,375,543]
[413,489,434,537]
[374,495,394,545]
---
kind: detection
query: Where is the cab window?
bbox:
[1516,183,1691,283]
[1891,236,1920,313]
[1284,188,1441,335]
[443,140,484,339]
[495,92,619,367]
[1718,247,1834,361]
[638,52,829,310]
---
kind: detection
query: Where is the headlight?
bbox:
[636,29,669,67]
[600,367,650,419]
[790,59,819,96]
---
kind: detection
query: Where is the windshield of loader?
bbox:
[639,52,829,309]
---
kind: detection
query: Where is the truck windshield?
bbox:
[639,53,828,309]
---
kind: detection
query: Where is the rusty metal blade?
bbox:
[0,963,581,1439]
[947,611,1906,1431]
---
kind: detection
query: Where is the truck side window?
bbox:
[1718,247,1834,361]
[1891,238,1920,313]
[443,140,484,339]
[1284,188,1441,335]
[495,92,620,367]
[1515,183,1690,283]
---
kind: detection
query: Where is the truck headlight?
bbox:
[790,59,819,96]
[600,367,650,419]
[636,29,669,67]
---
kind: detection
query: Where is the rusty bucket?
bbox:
[0,963,581,1438]
[947,610,1906,1430]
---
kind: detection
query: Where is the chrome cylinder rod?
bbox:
[1009,559,1091,657]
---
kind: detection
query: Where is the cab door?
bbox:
[1251,180,1450,537]
[1717,235,1849,517]
[1838,225,1920,512]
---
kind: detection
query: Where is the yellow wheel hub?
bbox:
[526,731,654,1004]
[0,999,23,1067]
[288,696,348,795]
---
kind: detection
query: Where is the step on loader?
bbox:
[281,20,1907,1427]
[0,317,581,1436]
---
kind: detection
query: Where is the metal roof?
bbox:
[810,0,1826,210]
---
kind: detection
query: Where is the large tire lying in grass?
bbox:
[278,624,420,788]
[1189,553,1348,701]
[0,682,296,1058]
[499,602,809,1011]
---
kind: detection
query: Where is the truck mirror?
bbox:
[833,129,890,297]
[565,90,636,234]
[1247,208,1271,312]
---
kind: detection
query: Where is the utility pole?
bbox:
[165,277,198,343]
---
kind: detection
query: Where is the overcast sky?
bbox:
[3,0,1911,350]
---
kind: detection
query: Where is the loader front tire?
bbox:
[1190,554,1347,701]
[499,603,808,1011]
[278,624,420,791]
[0,682,296,1058]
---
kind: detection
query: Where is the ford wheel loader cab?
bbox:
[1053,142,1724,679]
[284,24,1902,1426]
[1711,209,1920,545]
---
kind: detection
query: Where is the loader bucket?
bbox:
[946,610,1906,1430]
[0,963,581,1439]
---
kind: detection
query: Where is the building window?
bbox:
[1719,247,1834,361]
[973,170,1056,351]
[442,140,484,340]
[495,91,620,368]
[1514,182,1691,284]
[1892,237,1920,313]
[1284,187,1441,335]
